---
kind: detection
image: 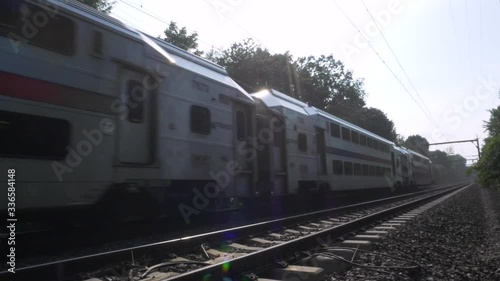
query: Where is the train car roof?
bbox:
[45,0,254,103]
[393,146,409,154]
[251,89,311,116]
[406,149,431,160]
[312,108,394,145]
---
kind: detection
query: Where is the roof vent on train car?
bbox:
[90,30,104,58]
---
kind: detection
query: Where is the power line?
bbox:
[332,0,440,130]
[359,0,438,126]
[116,0,218,52]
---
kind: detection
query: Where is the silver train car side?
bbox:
[0,0,435,218]
[1,0,256,217]
[251,89,411,195]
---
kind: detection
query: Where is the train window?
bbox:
[360,134,367,146]
[341,127,351,141]
[0,110,70,159]
[127,80,144,123]
[191,105,211,135]
[330,123,341,138]
[362,164,369,176]
[236,111,245,141]
[298,133,307,152]
[353,163,362,176]
[373,140,379,150]
[333,160,343,175]
[351,131,359,144]
[376,166,383,177]
[0,2,75,56]
[344,161,353,176]
[369,165,376,176]
[367,137,373,148]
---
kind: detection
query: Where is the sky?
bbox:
[110,0,500,164]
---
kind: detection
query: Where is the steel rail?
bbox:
[0,182,469,281]
[166,182,471,281]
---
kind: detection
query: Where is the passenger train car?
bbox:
[0,0,434,220]
[251,89,404,195]
[0,0,256,218]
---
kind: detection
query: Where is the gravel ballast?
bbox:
[331,184,500,280]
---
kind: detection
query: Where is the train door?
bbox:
[234,102,253,196]
[315,128,326,174]
[272,117,287,195]
[118,69,153,164]
[391,152,396,177]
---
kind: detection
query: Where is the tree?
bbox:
[473,136,500,189]
[395,134,405,146]
[295,55,366,115]
[160,21,203,56]
[473,102,500,189]
[77,0,114,14]
[429,150,451,168]
[403,135,430,156]
[348,107,397,141]
[207,39,295,93]
[484,106,500,137]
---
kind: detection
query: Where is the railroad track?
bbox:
[1,182,470,281]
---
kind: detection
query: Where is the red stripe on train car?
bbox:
[0,71,115,114]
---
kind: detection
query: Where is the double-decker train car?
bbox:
[0,0,436,222]
[407,149,433,186]
[252,89,404,195]
[0,0,256,219]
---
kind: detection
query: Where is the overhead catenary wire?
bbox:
[332,0,441,131]
[359,0,439,127]
[116,0,221,54]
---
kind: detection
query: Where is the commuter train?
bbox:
[0,0,434,220]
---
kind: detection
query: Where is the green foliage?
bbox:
[484,106,500,137]
[346,107,397,141]
[473,135,500,189]
[295,55,366,113]
[473,101,500,189]
[160,21,203,56]
[429,150,451,168]
[206,39,295,93]
[208,39,398,140]
[77,0,114,14]
[403,135,430,156]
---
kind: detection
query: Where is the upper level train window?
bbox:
[126,80,144,123]
[0,110,70,160]
[369,165,376,176]
[373,140,379,151]
[367,137,373,148]
[191,105,211,135]
[0,2,75,56]
[351,131,359,144]
[330,123,340,138]
[344,161,353,176]
[353,163,362,176]
[362,164,369,176]
[333,160,343,175]
[298,133,307,152]
[341,127,350,141]
[236,111,245,141]
[360,134,367,146]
